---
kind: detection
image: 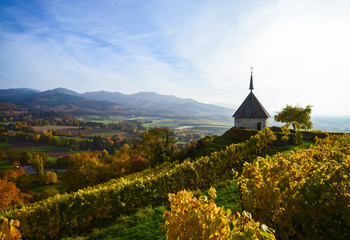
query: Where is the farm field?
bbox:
[80,115,232,131]
[143,118,232,137]
[32,124,131,139]
[77,115,128,123]
[143,118,232,128]
[73,115,233,142]
[0,140,72,158]
[33,125,79,132]
[85,129,131,138]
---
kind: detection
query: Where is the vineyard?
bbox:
[1,129,350,239]
[239,133,350,239]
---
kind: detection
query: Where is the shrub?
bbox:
[40,171,57,185]
[37,188,58,201]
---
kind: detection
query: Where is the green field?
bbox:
[142,118,232,127]
[5,145,67,155]
[15,172,66,194]
[0,159,13,171]
[47,156,57,163]
[0,142,11,148]
[85,130,130,138]
[82,115,128,124]
[73,115,233,142]
[27,180,65,194]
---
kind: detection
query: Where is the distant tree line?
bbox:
[0,119,143,134]
[3,131,129,152]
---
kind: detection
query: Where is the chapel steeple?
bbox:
[249,66,254,92]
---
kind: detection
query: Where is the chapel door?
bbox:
[257,122,262,130]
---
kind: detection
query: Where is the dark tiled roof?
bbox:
[232,92,270,118]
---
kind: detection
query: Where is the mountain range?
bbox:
[0,88,233,120]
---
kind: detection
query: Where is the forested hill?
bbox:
[0,88,232,120]
[82,90,231,117]
[0,89,126,115]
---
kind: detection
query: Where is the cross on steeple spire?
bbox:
[249,66,254,92]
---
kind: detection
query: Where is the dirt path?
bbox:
[47,152,72,158]
[21,164,66,174]
[4,159,66,174]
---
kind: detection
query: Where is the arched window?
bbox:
[257,122,262,130]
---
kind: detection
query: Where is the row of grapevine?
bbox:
[163,188,276,239]
[0,128,276,239]
[239,133,350,239]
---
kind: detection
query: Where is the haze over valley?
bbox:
[1,87,349,133]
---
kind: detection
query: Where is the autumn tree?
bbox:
[274,104,312,131]
[138,127,176,167]
[0,178,23,210]
[62,149,140,191]
[34,154,44,179]
[21,152,33,165]
[77,131,85,138]
[62,152,102,192]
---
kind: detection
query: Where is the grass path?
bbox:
[268,139,315,155]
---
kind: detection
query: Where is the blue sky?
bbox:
[1,0,350,116]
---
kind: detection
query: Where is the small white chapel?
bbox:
[232,68,270,130]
